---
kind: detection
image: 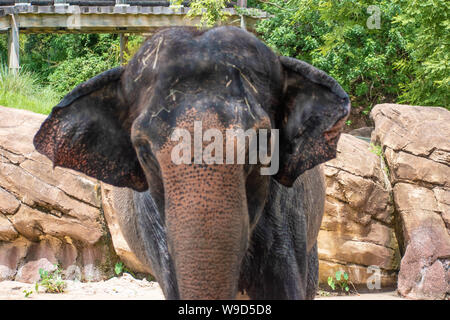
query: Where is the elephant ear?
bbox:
[33,67,148,191]
[274,56,350,187]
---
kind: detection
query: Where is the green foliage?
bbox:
[171,0,231,28]
[114,261,135,278]
[0,64,59,114]
[23,289,33,298]
[21,33,120,82]
[0,0,446,116]
[369,143,383,157]
[36,265,67,294]
[369,143,390,176]
[327,270,350,293]
[256,0,409,109]
[254,0,448,109]
[392,0,449,107]
[48,53,118,95]
[122,35,146,63]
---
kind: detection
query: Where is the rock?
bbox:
[397,227,450,300]
[348,127,374,138]
[16,258,57,283]
[0,106,118,283]
[384,148,450,188]
[371,103,450,300]
[319,134,400,289]
[0,187,20,215]
[101,183,153,274]
[371,104,450,158]
[0,214,18,241]
[10,204,103,244]
[0,239,28,281]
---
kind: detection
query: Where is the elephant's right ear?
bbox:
[33,67,148,191]
[274,56,350,187]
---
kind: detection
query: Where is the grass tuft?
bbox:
[0,65,60,115]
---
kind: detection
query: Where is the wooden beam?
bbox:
[0,6,266,34]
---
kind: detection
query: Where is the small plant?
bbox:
[317,289,331,297]
[369,143,383,157]
[327,271,350,294]
[36,264,67,294]
[114,261,135,278]
[369,143,390,176]
[345,119,353,126]
[23,289,33,298]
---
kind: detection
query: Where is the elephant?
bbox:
[33,26,350,300]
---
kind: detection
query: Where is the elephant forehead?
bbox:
[124,27,282,102]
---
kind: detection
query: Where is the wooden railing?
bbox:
[0,0,257,70]
[0,1,246,7]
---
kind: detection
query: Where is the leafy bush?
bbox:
[48,53,118,95]
[392,0,449,107]
[256,0,410,110]
[254,0,448,109]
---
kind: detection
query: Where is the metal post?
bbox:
[8,15,20,73]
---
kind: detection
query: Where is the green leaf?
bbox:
[114,262,124,275]
[343,272,349,280]
[345,286,349,292]
[335,271,341,281]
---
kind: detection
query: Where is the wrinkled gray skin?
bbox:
[109,165,325,299]
[33,26,349,300]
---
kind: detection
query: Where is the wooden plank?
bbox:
[0,6,265,33]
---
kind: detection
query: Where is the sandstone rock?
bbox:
[16,258,57,283]
[433,187,450,228]
[0,106,118,282]
[371,104,450,158]
[0,187,20,215]
[101,183,153,274]
[0,214,18,241]
[10,204,103,244]
[0,239,28,281]
[348,127,374,138]
[319,260,397,290]
[385,148,450,188]
[319,134,399,289]
[371,104,450,300]
[397,227,450,300]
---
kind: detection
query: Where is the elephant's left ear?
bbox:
[33,67,148,191]
[274,56,350,187]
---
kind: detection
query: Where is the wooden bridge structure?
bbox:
[0,0,265,70]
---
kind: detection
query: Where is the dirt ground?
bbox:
[0,274,406,300]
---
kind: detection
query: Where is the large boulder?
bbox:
[371,104,450,300]
[319,134,400,290]
[0,106,124,282]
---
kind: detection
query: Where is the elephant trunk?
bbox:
[160,162,249,299]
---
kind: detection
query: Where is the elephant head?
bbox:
[33,26,349,299]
